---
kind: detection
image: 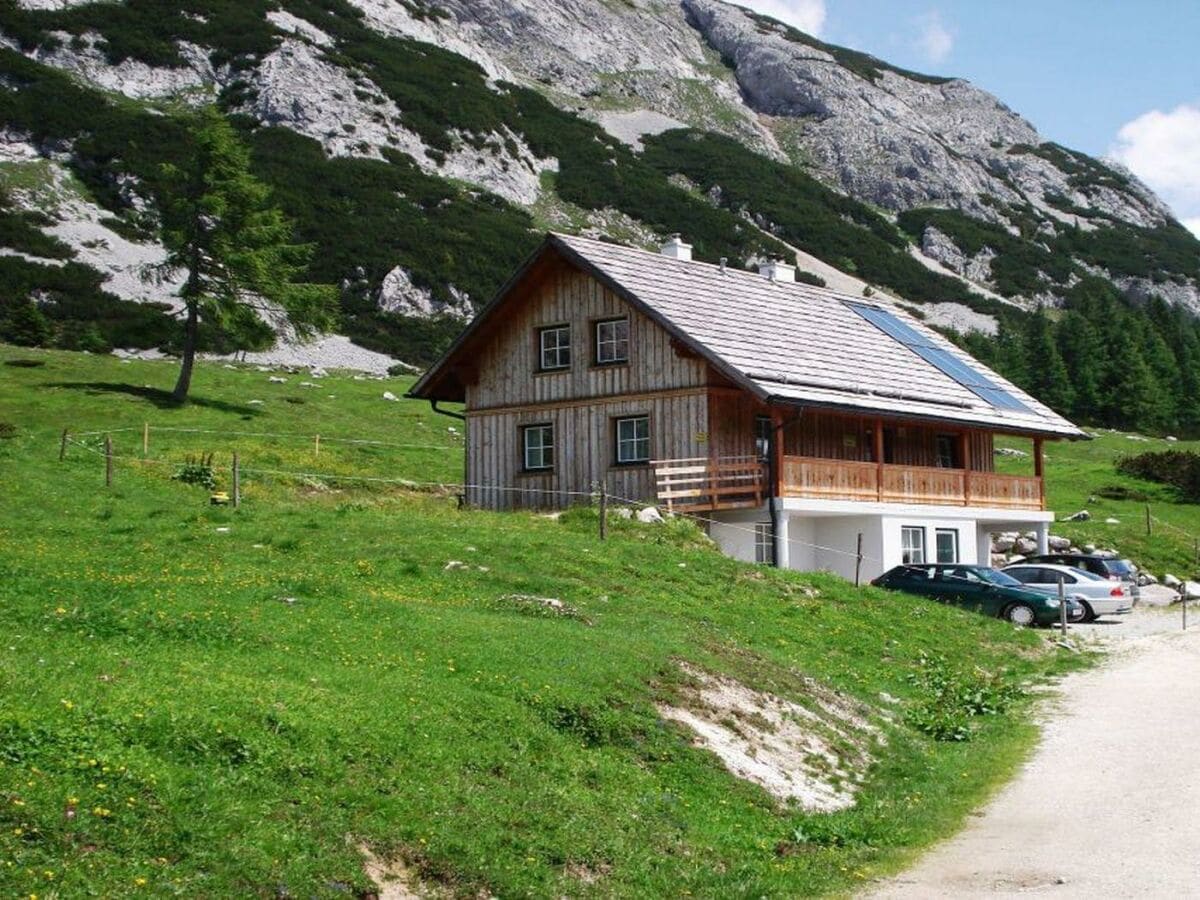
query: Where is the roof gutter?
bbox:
[764,392,1088,441]
[429,399,466,422]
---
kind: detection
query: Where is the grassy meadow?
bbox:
[0,348,1113,897]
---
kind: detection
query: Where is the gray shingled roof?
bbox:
[550,233,1084,438]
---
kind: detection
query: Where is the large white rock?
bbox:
[1164,574,1182,588]
[636,506,665,524]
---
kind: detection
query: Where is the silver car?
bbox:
[1002,563,1134,622]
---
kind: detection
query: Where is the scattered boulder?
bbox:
[1083,543,1096,553]
[1167,435,1179,442]
[1104,517,1121,525]
[1047,535,1071,551]
[444,560,467,570]
[1014,537,1037,555]
[1164,573,1182,588]
[1138,573,1159,586]
[268,375,287,383]
[1184,581,1200,600]
[611,507,633,519]
[382,391,399,401]
[1062,510,1090,522]
[636,506,664,524]
[995,447,1029,458]
[992,535,1015,553]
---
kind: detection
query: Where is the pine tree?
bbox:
[1020,306,1074,413]
[1055,310,1103,422]
[0,301,53,346]
[151,107,337,402]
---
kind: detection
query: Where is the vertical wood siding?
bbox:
[466,393,709,509]
[466,263,706,410]
[783,411,996,472]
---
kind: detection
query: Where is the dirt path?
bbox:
[869,617,1200,898]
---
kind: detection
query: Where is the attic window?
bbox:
[595,317,629,365]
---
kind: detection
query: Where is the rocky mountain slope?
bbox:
[1,0,1198,426]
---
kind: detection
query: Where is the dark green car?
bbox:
[871,564,1084,627]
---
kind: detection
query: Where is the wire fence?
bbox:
[59,426,881,566]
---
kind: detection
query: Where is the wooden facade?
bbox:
[464,260,712,508]
[452,257,1043,512]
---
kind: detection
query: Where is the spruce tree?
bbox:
[151,107,337,402]
[1021,306,1074,413]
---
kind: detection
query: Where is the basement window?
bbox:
[935,528,959,564]
[537,324,571,371]
[595,317,629,365]
[522,424,554,471]
[901,526,926,564]
[755,522,772,564]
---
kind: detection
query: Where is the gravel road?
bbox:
[869,610,1200,897]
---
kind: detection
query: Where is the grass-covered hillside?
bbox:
[997,430,1200,579]
[0,348,1092,898]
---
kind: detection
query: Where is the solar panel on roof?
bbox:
[845,302,1031,412]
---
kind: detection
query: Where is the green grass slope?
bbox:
[0,349,1086,897]
[998,432,1200,578]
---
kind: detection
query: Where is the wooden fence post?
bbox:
[59,428,69,461]
[142,422,149,457]
[104,434,113,487]
[854,532,864,587]
[598,480,608,541]
[314,433,320,457]
[1146,504,1152,536]
[232,451,241,509]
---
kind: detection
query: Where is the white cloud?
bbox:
[913,11,953,64]
[1111,103,1200,234]
[736,0,826,36]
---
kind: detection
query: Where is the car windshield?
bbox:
[1104,559,1136,577]
[956,567,1021,586]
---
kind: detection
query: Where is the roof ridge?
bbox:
[550,231,897,308]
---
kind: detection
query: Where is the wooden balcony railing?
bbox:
[651,456,767,513]
[783,456,1043,510]
[652,455,1043,512]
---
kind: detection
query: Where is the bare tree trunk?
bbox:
[172,302,199,403]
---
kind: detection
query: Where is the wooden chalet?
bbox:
[410,233,1085,579]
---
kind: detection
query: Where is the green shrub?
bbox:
[904,653,1023,742]
[172,454,217,491]
[1116,450,1200,502]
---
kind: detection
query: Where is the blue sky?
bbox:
[739,0,1200,234]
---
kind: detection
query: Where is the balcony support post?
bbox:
[1034,437,1045,510]
[773,501,790,569]
[960,430,971,506]
[874,417,884,501]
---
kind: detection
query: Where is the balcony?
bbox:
[652,455,1043,513]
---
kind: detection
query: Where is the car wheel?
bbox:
[1003,602,1037,627]
[1077,601,1096,623]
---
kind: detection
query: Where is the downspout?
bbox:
[429,399,466,421]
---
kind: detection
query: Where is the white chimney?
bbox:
[759,259,795,283]
[660,233,692,261]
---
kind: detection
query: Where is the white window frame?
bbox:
[595,317,629,365]
[901,526,926,565]
[538,324,571,371]
[935,528,959,564]
[522,424,554,471]
[615,415,650,464]
[755,522,773,564]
